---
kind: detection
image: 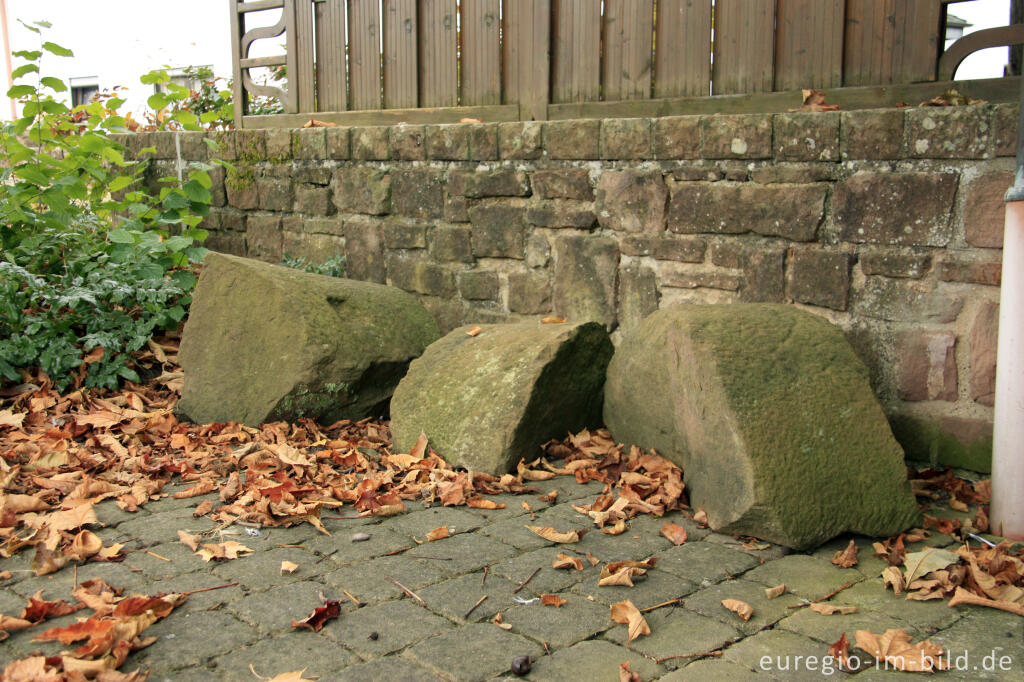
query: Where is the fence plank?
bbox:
[348,0,381,110]
[504,0,549,119]
[383,0,418,108]
[712,0,775,95]
[294,0,316,112]
[602,0,654,101]
[653,0,711,98]
[231,1,246,126]
[551,0,600,103]
[844,0,941,86]
[774,0,844,91]
[461,0,502,105]
[315,0,348,112]
[419,0,458,107]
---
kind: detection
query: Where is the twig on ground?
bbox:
[463,595,488,619]
[180,582,239,596]
[384,546,413,556]
[481,566,488,587]
[656,651,723,663]
[145,550,170,562]
[640,598,682,613]
[385,574,426,607]
[342,589,362,607]
[409,555,451,561]
[787,581,855,610]
[513,567,542,594]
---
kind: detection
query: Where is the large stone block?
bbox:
[834,172,958,247]
[891,413,992,473]
[448,170,529,198]
[531,170,593,200]
[344,216,386,284]
[499,122,543,160]
[654,116,701,160]
[177,253,440,426]
[618,263,659,332]
[545,119,600,160]
[668,183,825,241]
[600,118,652,159]
[508,271,551,314]
[785,249,852,311]
[595,170,668,233]
[392,169,445,220]
[333,167,391,215]
[906,106,991,159]
[840,109,905,160]
[963,171,1011,248]
[970,300,999,406]
[604,304,921,549]
[429,224,474,263]
[773,112,839,161]
[469,204,527,258]
[552,235,619,329]
[700,114,772,159]
[895,331,958,402]
[390,321,613,473]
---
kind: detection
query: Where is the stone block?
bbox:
[508,271,551,314]
[208,164,226,207]
[654,115,702,159]
[429,224,474,263]
[618,263,659,332]
[600,117,652,159]
[773,111,839,161]
[265,128,292,159]
[595,170,668,233]
[853,277,964,323]
[391,321,613,474]
[834,172,958,246]
[444,195,470,222]
[298,217,345,236]
[178,131,208,161]
[658,266,741,292]
[841,108,905,160]
[964,171,1011,248]
[859,251,931,279]
[292,128,326,159]
[382,221,426,249]
[526,203,596,229]
[226,171,259,210]
[749,164,836,184]
[293,166,332,185]
[333,167,391,215]
[257,177,293,212]
[895,331,958,402]
[499,121,543,160]
[204,230,246,256]
[526,233,552,268]
[295,186,334,216]
[280,231,345,264]
[391,168,445,220]
[740,247,785,303]
[469,123,500,160]
[144,132,177,159]
[233,129,267,160]
[447,169,529,198]
[552,235,620,328]
[390,124,427,160]
[384,251,419,292]
[668,182,825,241]
[426,124,471,160]
[906,106,992,159]
[621,235,706,262]
[414,262,457,297]
[891,413,992,472]
[700,114,772,159]
[531,169,593,200]
[709,241,742,268]
[937,260,1001,286]
[786,249,853,311]
[343,216,386,283]
[458,270,500,301]
[970,300,999,406]
[673,166,723,182]
[351,126,390,160]
[604,304,921,549]
[993,103,1018,156]
[545,119,600,160]
[325,126,350,159]
[469,204,527,258]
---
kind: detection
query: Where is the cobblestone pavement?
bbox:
[2,478,1021,681]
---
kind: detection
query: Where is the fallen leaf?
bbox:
[467,497,505,510]
[949,498,969,512]
[196,541,253,562]
[553,553,584,571]
[610,600,650,641]
[466,326,482,337]
[249,665,317,682]
[0,409,26,429]
[855,628,950,672]
[541,594,567,608]
[280,561,299,574]
[193,499,214,517]
[538,490,558,503]
[291,598,341,632]
[525,525,582,543]
[619,661,642,682]
[903,547,960,584]
[177,530,201,551]
[721,599,753,621]
[764,584,787,599]
[67,530,103,561]
[492,612,512,630]
[425,526,450,542]
[829,632,852,670]
[540,317,566,324]
[301,119,338,128]
[585,552,600,567]
[792,88,840,112]
[660,521,688,546]
[809,603,858,615]
[693,509,708,526]
[831,540,859,568]
[882,565,906,594]
[459,117,482,124]
[601,519,628,535]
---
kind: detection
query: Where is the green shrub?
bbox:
[280,254,347,278]
[0,23,218,391]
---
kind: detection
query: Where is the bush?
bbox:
[0,23,218,391]
[280,254,347,278]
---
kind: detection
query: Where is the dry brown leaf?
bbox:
[177,530,200,552]
[660,521,688,546]
[949,498,969,513]
[459,117,483,124]
[599,566,641,587]
[792,88,840,112]
[193,499,214,517]
[540,317,566,324]
[291,598,341,632]
[553,553,584,571]
[721,599,753,621]
[66,530,103,561]
[492,612,512,630]
[538,490,559,503]
[0,408,26,429]
[855,628,950,672]
[301,119,337,128]
[764,584,787,599]
[196,541,253,562]
[525,525,581,543]
[467,497,505,510]
[280,561,299,574]
[829,633,853,670]
[831,540,859,568]
[808,603,858,616]
[541,594,567,608]
[693,509,708,526]
[250,666,317,682]
[585,552,601,567]
[601,519,628,535]
[609,600,650,641]
[426,526,450,542]
[619,661,642,682]
[466,326,482,337]
[882,566,906,594]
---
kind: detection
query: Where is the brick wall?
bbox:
[118,103,1016,472]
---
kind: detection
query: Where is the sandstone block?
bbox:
[469,204,527,258]
[444,195,471,223]
[383,221,426,249]
[390,124,427,160]
[526,203,596,229]
[600,118,652,159]
[293,128,326,160]
[773,112,839,161]
[618,264,659,332]
[970,301,999,406]
[937,260,1001,286]
[333,167,391,215]
[852,277,964,324]
[430,225,474,263]
[859,251,931,279]
[352,126,390,160]
[246,214,283,261]
[993,103,1017,156]
[531,170,593,200]
[891,413,992,473]
[177,253,439,426]
[552,235,619,328]
[508,271,551,314]
[963,171,1011,248]
[740,248,785,303]
[448,170,529,198]
[700,114,772,159]
[458,271,500,301]
[426,124,472,160]
[499,121,543,160]
[906,106,991,159]
[545,119,600,160]
[786,249,853,311]
[841,109,905,160]
[604,304,921,549]
[296,186,334,216]
[654,116,701,160]
[257,177,293,212]
[391,321,613,474]
[265,129,292,159]
[344,216,386,283]
[178,131,208,161]
[392,169,444,220]
[895,331,958,402]
[621,235,706,262]
[326,127,350,159]
[667,183,825,241]
[595,170,668,233]
[834,172,958,246]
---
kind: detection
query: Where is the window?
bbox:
[153,66,214,95]
[69,78,99,107]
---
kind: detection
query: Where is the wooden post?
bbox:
[511,0,550,120]
[230,1,246,128]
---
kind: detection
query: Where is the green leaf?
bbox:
[34,20,52,29]
[164,235,194,251]
[108,175,136,193]
[42,42,73,57]
[107,229,136,244]
[117,366,141,383]
[140,70,167,85]
[17,20,40,34]
[11,64,38,78]
[14,164,51,185]
[162,191,190,210]
[107,97,125,111]
[147,92,171,111]
[182,179,211,203]
[6,85,34,99]
[40,77,66,92]
[190,170,212,189]
[12,50,42,60]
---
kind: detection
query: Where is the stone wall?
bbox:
[118,104,1016,472]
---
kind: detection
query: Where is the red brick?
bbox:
[937,261,1002,286]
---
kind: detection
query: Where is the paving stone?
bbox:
[653,542,761,586]
[321,658,445,682]
[94,498,152,527]
[490,547,596,595]
[227,580,345,636]
[776,606,921,646]
[682,578,804,635]
[11,560,149,598]
[142,570,248,612]
[572,523,674,562]
[2,611,85,660]
[210,631,358,680]
[0,583,28,613]
[400,533,517,575]
[212,547,328,591]
[123,540,209,581]
[123,611,259,672]
[702,532,790,561]
[604,606,740,659]
[722,629,851,680]
[923,609,1023,679]
[405,623,544,681]
[833,579,963,631]
[809,535,890,579]
[661,658,781,680]
[113,506,217,544]
[500,593,611,648]
[319,599,454,658]
[478,507,586,551]
[576,569,697,609]
[323,555,451,605]
[629,512,711,542]
[527,639,664,681]
[300,526,415,563]
[742,554,863,600]
[418,572,522,623]
[378,506,485,539]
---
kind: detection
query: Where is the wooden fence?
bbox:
[230,0,1024,128]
